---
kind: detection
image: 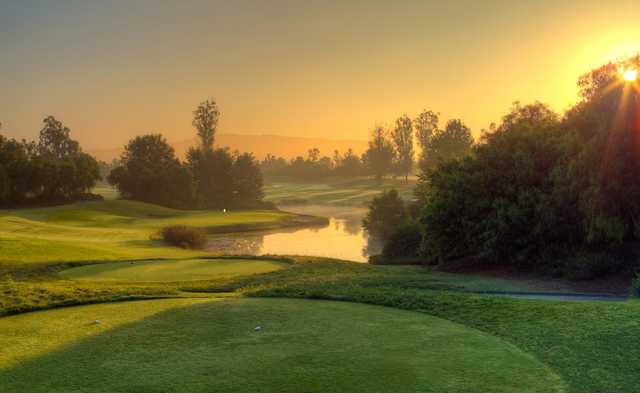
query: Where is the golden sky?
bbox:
[1,0,639,149]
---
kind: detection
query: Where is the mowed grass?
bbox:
[92,185,119,200]
[0,200,295,265]
[264,177,416,206]
[0,298,564,393]
[59,258,288,282]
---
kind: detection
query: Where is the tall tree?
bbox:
[391,114,414,181]
[231,152,264,207]
[420,119,473,171]
[364,126,395,183]
[186,148,234,208]
[38,116,80,159]
[192,99,220,151]
[108,134,192,208]
[414,110,439,166]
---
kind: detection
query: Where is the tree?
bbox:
[38,116,80,159]
[0,134,32,204]
[391,114,414,181]
[0,117,100,206]
[562,54,640,245]
[231,152,264,207]
[419,104,565,264]
[364,126,395,182]
[35,117,99,202]
[192,99,220,151]
[414,110,439,166]
[334,148,363,177]
[362,189,406,240]
[109,134,193,208]
[421,119,473,171]
[306,148,320,163]
[186,147,234,208]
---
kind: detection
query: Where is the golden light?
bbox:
[623,68,638,81]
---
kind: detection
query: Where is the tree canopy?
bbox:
[391,115,414,181]
[411,55,640,278]
[109,99,265,210]
[0,117,100,206]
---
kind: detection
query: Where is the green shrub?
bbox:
[362,189,406,240]
[633,275,640,297]
[382,221,422,260]
[160,226,207,249]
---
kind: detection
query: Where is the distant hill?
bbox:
[87,133,368,162]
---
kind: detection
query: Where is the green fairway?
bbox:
[0,298,564,393]
[59,258,288,282]
[264,177,416,206]
[92,185,119,200]
[0,200,298,265]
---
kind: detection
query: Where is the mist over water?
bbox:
[206,205,381,262]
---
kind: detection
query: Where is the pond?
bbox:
[206,205,380,262]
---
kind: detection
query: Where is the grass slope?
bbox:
[0,200,296,266]
[59,258,288,282]
[0,298,563,393]
[240,261,640,393]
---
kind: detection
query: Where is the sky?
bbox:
[1,0,639,150]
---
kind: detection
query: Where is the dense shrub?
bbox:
[382,221,422,260]
[362,189,406,240]
[551,252,623,281]
[160,226,207,249]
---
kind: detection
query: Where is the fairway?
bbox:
[0,298,564,393]
[264,178,416,206]
[0,200,299,265]
[59,258,288,282]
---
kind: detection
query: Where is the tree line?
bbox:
[368,55,640,279]
[108,99,265,209]
[260,112,474,183]
[0,117,101,207]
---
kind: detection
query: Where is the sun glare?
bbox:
[623,69,638,81]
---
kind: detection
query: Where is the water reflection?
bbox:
[206,205,381,262]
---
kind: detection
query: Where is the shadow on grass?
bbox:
[0,298,564,393]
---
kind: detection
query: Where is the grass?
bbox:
[0,297,563,393]
[59,258,288,282]
[0,199,301,266]
[2,196,639,392]
[239,261,640,393]
[264,177,416,206]
[92,185,119,200]
[3,256,639,392]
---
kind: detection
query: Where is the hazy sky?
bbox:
[1,0,639,149]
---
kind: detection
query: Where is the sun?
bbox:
[623,68,638,81]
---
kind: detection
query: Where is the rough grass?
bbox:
[0,200,297,265]
[59,258,288,282]
[264,177,416,206]
[0,298,563,393]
